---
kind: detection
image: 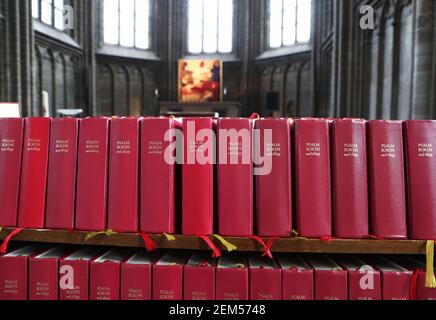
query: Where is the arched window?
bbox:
[103,0,150,49]
[269,0,312,48]
[32,0,65,31]
[188,0,233,54]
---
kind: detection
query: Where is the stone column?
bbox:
[84,0,97,116]
[411,0,435,119]
[20,0,33,117]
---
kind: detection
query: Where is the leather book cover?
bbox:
[108,118,139,233]
[0,118,24,227]
[404,120,436,240]
[368,120,407,239]
[216,254,249,301]
[294,119,332,238]
[183,253,216,300]
[75,118,110,231]
[254,119,292,237]
[182,118,214,235]
[140,118,177,234]
[17,117,51,229]
[45,118,79,230]
[331,119,369,238]
[217,118,253,236]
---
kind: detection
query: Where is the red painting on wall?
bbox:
[178,60,223,103]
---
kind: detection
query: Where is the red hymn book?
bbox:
[254,119,292,237]
[108,118,139,233]
[182,118,214,236]
[404,120,436,240]
[0,118,24,227]
[140,118,177,234]
[18,117,51,229]
[45,118,79,230]
[368,121,407,239]
[75,118,110,231]
[294,119,332,238]
[331,119,369,239]
[217,118,253,237]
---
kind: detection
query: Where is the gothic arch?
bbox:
[54,52,67,113]
[284,63,298,117]
[129,67,144,116]
[41,48,55,116]
[113,65,130,116]
[97,63,114,116]
[143,68,158,116]
[297,60,313,117]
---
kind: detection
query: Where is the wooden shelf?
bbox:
[0,228,427,255]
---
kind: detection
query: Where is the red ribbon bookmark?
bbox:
[140,233,157,252]
[250,113,260,120]
[264,237,279,258]
[410,269,420,301]
[199,236,221,258]
[0,228,24,254]
[320,236,337,244]
[250,236,273,259]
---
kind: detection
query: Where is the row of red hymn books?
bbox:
[0,246,434,301]
[0,117,436,239]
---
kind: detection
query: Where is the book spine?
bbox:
[404,120,436,240]
[348,270,381,300]
[249,269,282,301]
[121,264,152,300]
[59,260,89,301]
[368,121,407,239]
[418,271,436,300]
[254,119,292,237]
[282,270,314,300]
[28,259,59,300]
[0,257,28,300]
[216,269,249,301]
[0,118,24,227]
[153,266,183,300]
[382,272,413,300]
[217,119,253,237]
[294,119,332,238]
[90,262,120,300]
[332,120,369,239]
[45,118,79,230]
[108,118,139,233]
[75,118,110,231]
[182,118,214,236]
[18,118,51,229]
[314,270,348,301]
[140,118,176,234]
[183,266,215,300]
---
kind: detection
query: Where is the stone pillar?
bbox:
[20,0,33,117]
[411,0,435,119]
[7,0,21,107]
[84,0,97,116]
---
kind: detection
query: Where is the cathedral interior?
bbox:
[0,0,435,119]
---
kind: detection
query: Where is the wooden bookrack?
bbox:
[0,228,427,255]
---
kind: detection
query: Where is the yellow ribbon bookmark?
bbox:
[212,234,238,252]
[85,229,117,241]
[426,240,436,288]
[163,233,176,241]
[292,230,308,241]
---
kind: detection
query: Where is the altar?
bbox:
[159,102,242,118]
